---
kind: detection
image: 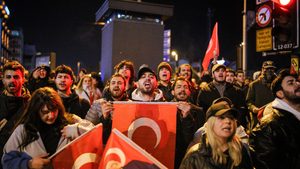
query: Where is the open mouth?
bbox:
[144,82,151,88]
[59,83,66,87]
[113,88,120,92]
[178,92,186,96]
[222,126,232,132]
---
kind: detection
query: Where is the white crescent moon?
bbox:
[104,148,126,168]
[127,117,161,148]
[72,153,98,169]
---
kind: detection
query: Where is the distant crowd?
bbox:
[0,59,299,169]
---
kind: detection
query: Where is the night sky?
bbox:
[6,0,254,73]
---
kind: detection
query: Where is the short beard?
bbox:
[140,88,154,95]
[283,90,300,104]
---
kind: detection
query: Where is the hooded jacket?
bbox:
[250,98,300,169]
[131,88,164,101]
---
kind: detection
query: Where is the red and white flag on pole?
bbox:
[51,124,103,169]
[202,22,219,71]
[99,128,167,169]
[112,102,177,169]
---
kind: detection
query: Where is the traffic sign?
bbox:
[256,27,273,52]
[256,4,272,27]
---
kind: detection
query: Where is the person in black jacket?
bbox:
[246,60,276,130]
[171,77,204,169]
[250,69,300,169]
[197,64,247,128]
[54,64,90,119]
[157,61,174,101]
[0,61,30,169]
[27,65,55,93]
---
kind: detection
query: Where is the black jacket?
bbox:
[250,108,300,169]
[0,88,30,168]
[197,82,246,115]
[61,91,90,119]
[174,100,204,169]
[180,135,253,169]
[246,78,274,113]
[100,94,128,145]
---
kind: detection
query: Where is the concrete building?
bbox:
[95,0,173,81]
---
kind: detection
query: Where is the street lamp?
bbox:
[171,50,178,68]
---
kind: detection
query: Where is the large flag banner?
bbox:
[112,102,177,169]
[51,124,103,169]
[99,129,167,169]
[202,22,219,71]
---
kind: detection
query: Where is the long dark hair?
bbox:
[16,87,68,149]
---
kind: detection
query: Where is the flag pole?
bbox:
[242,0,247,73]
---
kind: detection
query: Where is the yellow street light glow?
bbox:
[171,51,178,61]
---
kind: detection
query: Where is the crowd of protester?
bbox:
[0,58,299,169]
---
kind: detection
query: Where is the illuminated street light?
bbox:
[171,50,178,61]
[171,50,179,68]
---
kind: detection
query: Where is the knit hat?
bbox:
[157,62,172,75]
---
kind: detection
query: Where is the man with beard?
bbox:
[131,65,164,101]
[250,69,300,169]
[0,61,30,168]
[54,65,90,119]
[176,64,198,104]
[171,77,204,169]
[86,74,128,144]
[225,68,235,84]
[113,60,136,97]
[157,62,174,101]
[246,60,276,129]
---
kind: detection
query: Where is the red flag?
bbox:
[51,124,103,169]
[112,102,177,169]
[202,22,219,71]
[99,129,167,169]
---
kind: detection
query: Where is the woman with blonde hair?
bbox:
[75,74,101,104]
[180,102,253,169]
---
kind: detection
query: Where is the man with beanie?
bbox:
[250,69,300,169]
[157,61,174,101]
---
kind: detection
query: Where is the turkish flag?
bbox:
[51,124,103,169]
[202,22,219,71]
[112,102,177,169]
[99,129,167,169]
